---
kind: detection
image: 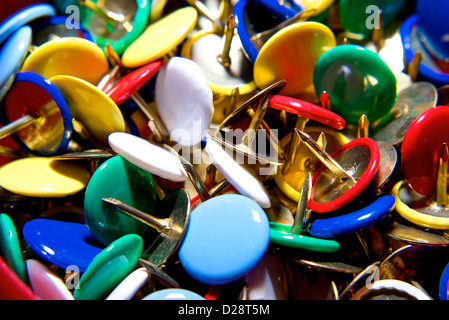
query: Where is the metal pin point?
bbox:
[358,114,369,139]
[408,51,423,82]
[223,87,240,117]
[305,132,327,172]
[217,15,236,69]
[96,64,120,92]
[435,143,449,207]
[212,80,286,165]
[71,118,104,150]
[178,155,212,203]
[241,92,269,147]
[330,281,340,300]
[290,173,312,235]
[294,129,356,184]
[279,110,289,130]
[138,258,181,288]
[245,99,286,161]
[216,80,286,132]
[282,116,309,174]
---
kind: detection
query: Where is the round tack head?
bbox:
[0,157,91,197]
[314,44,397,124]
[178,194,270,285]
[121,7,198,68]
[254,21,336,96]
[83,156,157,245]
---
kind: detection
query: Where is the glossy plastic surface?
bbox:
[108,132,188,182]
[26,259,74,300]
[0,26,31,100]
[0,256,38,300]
[269,222,341,252]
[400,14,449,85]
[106,267,149,300]
[84,156,157,245]
[243,249,288,300]
[121,7,198,68]
[416,0,449,59]
[254,21,336,96]
[106,60,162,105]
[0,3,56,45]
[204,136,271,208]
[308,194,395,238]
[314,44,397,124]
[50,75,125,146]
[0,213,27,282]
[178,194,270,285]
[82,0,150,55]
[143,288,205,300]
[268,94,346,129]
[234,0,295,63]
[254,0,333,17]
[155,56,214,147]
[0,157,91,197]
[440,262,449,300]
[338,0,405,38]
[23,218,104,272]
[401,106,449,197]
[392,180,449,230]
[21,37,109,85]
[73,234,143,300]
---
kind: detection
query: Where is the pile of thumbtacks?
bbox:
[1,0,449,301]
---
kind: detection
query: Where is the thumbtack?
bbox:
[269,173,341,253]
[210,80,287,166]
[101,188,190,267]
[393,143,449,230]
[138,258,181,289]
[393,106,449,229]
[295,129,355,184]
[296,129,380,213]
